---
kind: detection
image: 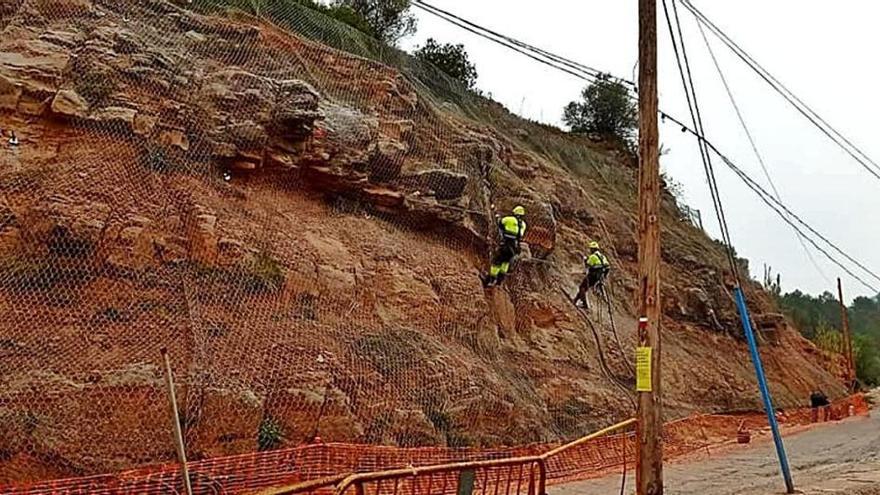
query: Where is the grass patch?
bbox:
[237,251,285,293]
[208,322,230,338]
[362,411,392,444]
[98,306,127,322]
[191,251,286,295]
[422,395,472,447]
[550,397,591,436]
[140,144,184,174]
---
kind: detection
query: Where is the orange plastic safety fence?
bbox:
[3,395,867,495]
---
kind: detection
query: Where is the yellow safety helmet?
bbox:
[512,205,526,216]
[589,241,600,249]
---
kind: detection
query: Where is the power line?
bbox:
[660,110,880,293]
[694,14,833,287]
[708,144,880,293]
[695,23,777,199]
[412,0,630,86]
[671,0,878,291]
[411,0,608,85]
[662,0,740,281]
[664,5,796,491]
[412,0,880,292]
[679,0,880,183]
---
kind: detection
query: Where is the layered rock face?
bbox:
[0,0,844,484]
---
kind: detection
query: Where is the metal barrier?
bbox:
[334,456,545,495]
[262,419,637,495]
[253,457,543,495]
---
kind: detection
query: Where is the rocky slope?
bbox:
[0,0,846,484]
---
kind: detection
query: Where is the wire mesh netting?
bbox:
[0,0,853,493]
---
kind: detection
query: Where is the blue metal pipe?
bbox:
[733,287,794,493]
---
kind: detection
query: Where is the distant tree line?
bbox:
[776,289,880,386]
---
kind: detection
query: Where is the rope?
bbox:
[619,429,627,495]
[562,289,637,411]
[600,282,634,375]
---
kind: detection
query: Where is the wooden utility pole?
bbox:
[837,278,855,390]
[636,0,663,493]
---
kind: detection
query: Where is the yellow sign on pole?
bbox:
[636,346,652,392]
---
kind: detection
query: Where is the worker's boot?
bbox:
[481,274,496,288]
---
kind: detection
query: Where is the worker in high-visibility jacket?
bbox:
[573,241,610,309]
[482,206,527,288]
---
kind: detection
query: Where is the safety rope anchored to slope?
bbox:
[598,280,634,376]
[561,289,636,411]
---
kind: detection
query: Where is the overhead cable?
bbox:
[414,0,880,291]
[679,0,880,182]
[694,12,833,286]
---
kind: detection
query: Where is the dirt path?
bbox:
[551,411,880,495]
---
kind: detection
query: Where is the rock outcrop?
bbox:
[0,0,846,485]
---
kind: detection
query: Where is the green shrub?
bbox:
[563,74,637,144]
[257,416,284,451]
[550,396,591,436]
[351,328,434,377]
[334,0,416,44]
[139,144,187,174]
[777,288,880,386]
[814,322,843,355]
[190,252,285,296]
[74,70,117,106]
[414,38,478,90]
[99,306,126,322]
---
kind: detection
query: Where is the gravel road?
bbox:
[552,404,879,495]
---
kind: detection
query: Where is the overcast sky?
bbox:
[400,0,880,302]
